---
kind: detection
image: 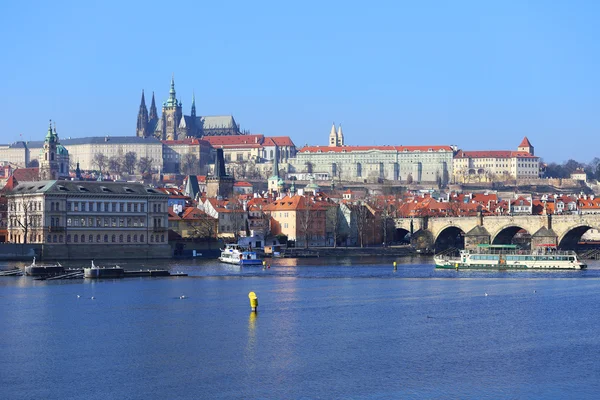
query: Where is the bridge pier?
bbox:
[464,226,490,251]
[531,227,558,249]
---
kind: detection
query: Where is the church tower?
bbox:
[161,75,183,140]
[337,124,344,146]
[136,90,149,137]
[329,123,338,147]
[268,146,284,194]
[518,137,534,155]
[40,121,59,180]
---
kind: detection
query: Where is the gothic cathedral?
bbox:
[136,76,242,140]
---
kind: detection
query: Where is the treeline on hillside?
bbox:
[543,158,600,180]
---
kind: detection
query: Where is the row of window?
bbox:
[64,201,149,213]
[66,217,149,228]
[61,233,157,243]
[9,201,43,212]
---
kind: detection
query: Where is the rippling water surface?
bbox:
[1,256,600,399]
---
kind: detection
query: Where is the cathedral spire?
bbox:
[167,74,177,105]
[149,91,158,121]
[191,91,196,119]
[136,90,149,137]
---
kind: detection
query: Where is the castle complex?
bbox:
[136,76,241,140]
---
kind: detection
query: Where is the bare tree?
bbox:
[379,202,395,247]
[406,173,413,185]
[180,153,199,176]
[11,195,37,244]
[137,157,153,174]
[92,153,108,173]
[298,197,314,248]
[123,152,137,175]
[108,156,123,176]
[355,202,370,248]
[326,203,342,248]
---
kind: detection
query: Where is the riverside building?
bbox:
[6,180,170,259]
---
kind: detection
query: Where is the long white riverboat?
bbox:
[435,244,586,270]
[219,244,263,266]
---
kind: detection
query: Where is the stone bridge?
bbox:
[394,213,600,251]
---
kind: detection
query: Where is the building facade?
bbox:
[6,180,170,259]
[453,137,540,182]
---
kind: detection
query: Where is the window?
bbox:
[111,235,116,243]
[50,203,55,211]
[67,218,72,227]
[134,204,138,212]
[161,234,165,242]
[96,234,101,243]
[140,234,144,242]
[141,204,145,212]
[127,235,131,243]
[127,203,132,212]
[151,235,154,242]
[119,218,124,227]
[81,234,85,243]
[133,234,138,243]
[119,234,123,243]
[74,235,78,243]
[104,234,108,243]
[111,218,116,227]
[47,234,51,242]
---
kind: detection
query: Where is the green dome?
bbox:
[56,144,68,155]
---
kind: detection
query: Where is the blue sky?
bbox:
[1,0,598,162]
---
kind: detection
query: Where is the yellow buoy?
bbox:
[248,291,258,312]
[393,261,397,270]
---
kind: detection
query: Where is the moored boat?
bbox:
[219,244,263,266]
[435,244,586,270]
[25,257,64,276]
[83,261,125,278]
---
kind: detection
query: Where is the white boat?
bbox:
[435,244,586,270]
[219,244,263,266]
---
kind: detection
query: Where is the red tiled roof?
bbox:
[12,168,39,182]
[518,137,533,147]
[203,135,264,147]
[263,136,295,147]
[455,150,538,159]
[161,138,210,146]
[299,145,453,153]
[234,181,253,187]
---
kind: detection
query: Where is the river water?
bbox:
[1,256,600,399]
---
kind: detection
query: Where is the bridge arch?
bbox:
[492,225,531,248]
[394,228,411,244]
[558,224,595,250]
[434,225,465,251]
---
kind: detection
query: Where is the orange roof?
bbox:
[203,135,264,147]
[161,138,210,146]
[12,168,39,182]
[263,136,295,147]
[519,137,533,147]
[234,181,253,187]
[298,145,453,153]
[455,150,538,159]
